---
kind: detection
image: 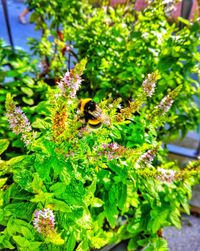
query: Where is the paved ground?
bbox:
[0,0,40,52]
[164,215,200,251]
[109,215,200,251]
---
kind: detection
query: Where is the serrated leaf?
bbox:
[154,238,168,251]
[30,192,53,204]
[169,210,181,229]
[13,169,33,192]
[127,221,141,234]
[31,173,45,193]
[4,202,35,221]
[105,201,118,228]
[50,182,66,196]
[180,196,190,215]
[149,209,169,233]
[6,217,34,238]
[76,210,92,229]
[48,199,71,213]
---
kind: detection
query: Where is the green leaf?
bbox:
[148,209,169,233]
[46,232,65,246]
[32,118,49,129]
[6,218,34,239]
[128,237,138,250]
[105,202,118,228]
[31,173,45,193]
[50,182,66,196]
[169,209,181,229]
[22,96,34,105]
[177,17,190,26]
[0,235,15,249]
[143,238,168,251]
[6,156,25,166]
[179,196,190,215]
[65,233,76,251]
[0,178,8,188]
[91,197,104,208]
[118,183,127,211]
[4,202,36,221]
[76,240,89,251]
[30,192,53,204]
[13,169,33,192]
[48,199,71,213]
[154,238,168,251]
[13,236,30,248]
[21,87,34,97]
[0,139,9,155]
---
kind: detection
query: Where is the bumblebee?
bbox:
[79,98,102,128]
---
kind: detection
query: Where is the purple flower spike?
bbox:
[6,106,36,145]
[58,71,82,98]
[33,208,55,235]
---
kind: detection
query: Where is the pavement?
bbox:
[0,0,40,52]
[109,215,200,251]
[164,215,200,251]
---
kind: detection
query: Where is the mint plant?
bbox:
[0,40,49,157]
[0,61,199,251]
[25,0,200,140]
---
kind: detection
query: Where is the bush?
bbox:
[0,61,199,251]
[71,4,200,139]
[27,0,200,140]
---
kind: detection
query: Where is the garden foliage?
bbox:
[0,61,199,251]
[0,40,49,157]
[28,0,200,139]
[0,1,199,250]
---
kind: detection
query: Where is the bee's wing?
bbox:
[88,105,102,119]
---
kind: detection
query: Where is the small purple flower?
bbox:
[156,168,176,183]
[102,143,120,151]
[33,208,55,234]
[110,143,119,150]
[157,95,174,113]
[142,73,157,97]
[58,71,82,98]
[100,142,122,160]
[137,149,155,165]
[6,106,32,134]
[6,106,36,146]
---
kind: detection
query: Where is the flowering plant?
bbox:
[0,40,49,156]
[0,61,199,251]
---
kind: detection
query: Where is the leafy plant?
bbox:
[26,0,200,140]
[0,39,49,157]
[71,3,200,139]
[0,61,199,251]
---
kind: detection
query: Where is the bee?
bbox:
[79,98,103,128]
